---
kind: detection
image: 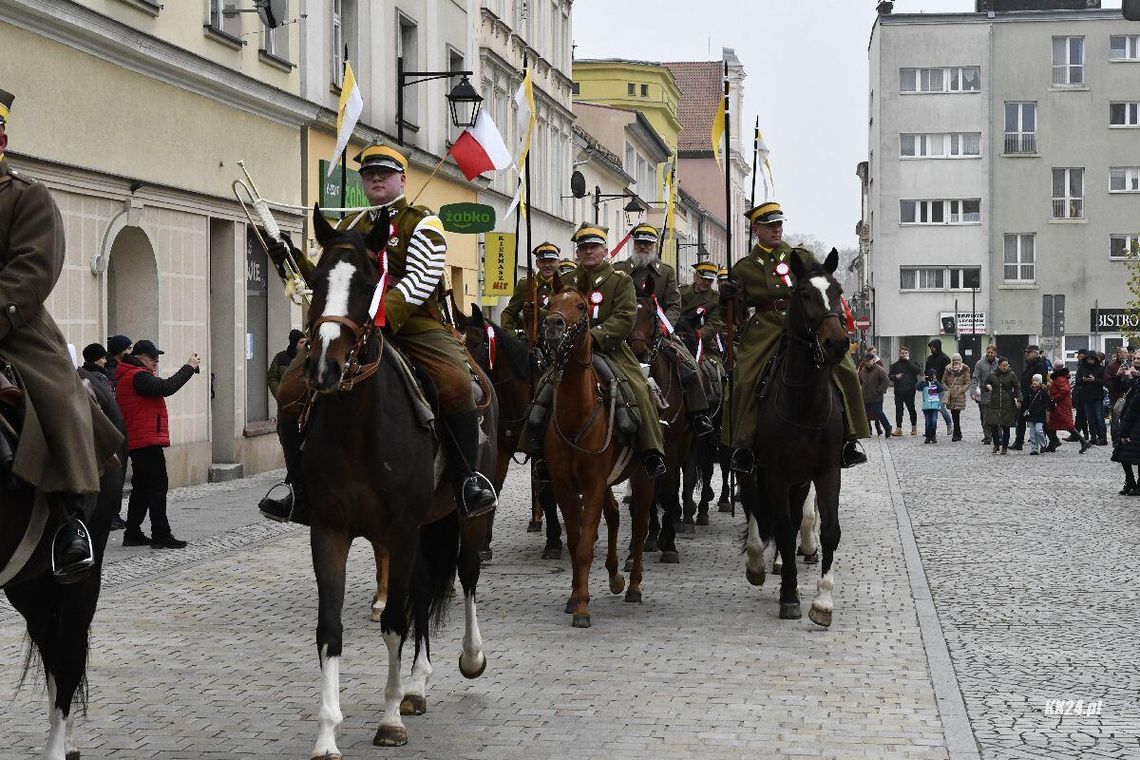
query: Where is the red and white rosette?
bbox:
[369,249,390,327]
[775,261,792,287]
[485,323,496,370]
[589,290,604,320]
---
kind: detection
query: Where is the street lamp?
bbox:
[397,56,482,146]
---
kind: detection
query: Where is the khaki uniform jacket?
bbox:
[0,158,122,493]
[724,242,869,449]
[501,273,555,333]
[614,257,681,325]
[678,283,723,343]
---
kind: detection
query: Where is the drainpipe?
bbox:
[987,19,995,350]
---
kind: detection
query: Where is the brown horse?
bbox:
[627,297,693,565]
[741,248,847,627]
[542,287,654,628]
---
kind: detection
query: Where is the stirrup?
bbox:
[729,448,754,474]
[258,482,294,523]
[459,472,498,518]
[52,519,95,582]
[840,440,868,468]
[693,414,715,438]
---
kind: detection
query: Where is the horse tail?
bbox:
[16,605,92,716]
[409,510,460,633]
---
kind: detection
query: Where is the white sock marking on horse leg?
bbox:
[312,644,343,759]
[745,514,764,576]
[799,488,820,556]
[813,570,836,613]
[43,675,65,760]
[64,712,77,756]
[380,631,406,731]
[405,645,433,700]
[762,538,778,572]
[809,276,832,311]
[460,591,486,675]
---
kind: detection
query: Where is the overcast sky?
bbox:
[572,0,1123,251]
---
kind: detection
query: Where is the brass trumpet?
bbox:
[232,160,312,306]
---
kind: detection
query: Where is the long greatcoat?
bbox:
[983,369,1022,427]
[1047,371,1075,430]
[615,256,681,325]
[0,158,122,493]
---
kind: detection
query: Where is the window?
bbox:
[948,267,982,290]
[628,82,636,95]
[1111,167,1140,192]
[1004,234,1036,283]
[1110,102,1140,126]
[900,267,945,290]
[1052,168,1084,219]
[899,66,980,94]
[1110,234,1140,259]
[332,0,343,86]
[397,13,419,128]
[262,19,288,61]
[1110,35,1140,61]
[1004,101,1037,153]
[899,132,980,158]
[1052,36,1084,85]
[207,0,241,39]
[447,48,465,144]
[900,199,982,225]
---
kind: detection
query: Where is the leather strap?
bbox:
[754,299,789,314]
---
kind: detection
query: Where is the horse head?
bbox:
[543,287,590,368]
[628,296,662,363]
[305,204,388,391]
[787,248,850,367]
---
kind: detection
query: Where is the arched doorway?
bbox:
[107,226,159,344]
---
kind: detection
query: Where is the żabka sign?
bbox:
[440,203,497,234]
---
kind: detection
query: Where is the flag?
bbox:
[608,229,636,258]
[711,89,727,172]
[663,159,678,256]
[327,61,363,177]
[756,128,775,198]
[448,111,512,181]
[505,67,536,218]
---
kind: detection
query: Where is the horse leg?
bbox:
[539,483,562,559]
[629,486,660,555]
[602,488,625,595]
[658,469,681,563]
[775,483,809,575]
[699,438,716,509]
[551,476,583,615]
[458,513,488,679]
[717,444,733,512]
[370,545,389,622]
[527,477,544,533]
[810,472,842,628]
[310,527,350,760]
[374,529,418,748]
[798,485,820,564]
[767,476,802,620]
[568,482,606,628]
[680,449,698,528]
[625,471,653,604]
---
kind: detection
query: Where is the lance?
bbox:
[748,116,759,254]
[721,60,738,517]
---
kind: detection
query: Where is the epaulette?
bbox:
[8,168,36,186]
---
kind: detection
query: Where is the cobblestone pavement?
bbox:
[885,411,1140,760]
[8,411,1113,759]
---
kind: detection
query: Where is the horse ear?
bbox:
[363,209,391,253]
[551,271,563,293]
[469,302,485,327]
[789,252,807,282]
[312,204,336,246]
[824,248,840,275]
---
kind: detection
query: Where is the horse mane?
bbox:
[490,322,531,379]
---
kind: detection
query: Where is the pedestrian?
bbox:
[889,346,922,436]
[1072,348,1090,438]
[1024,374,1050,455]
[1012,345,1049,450]
[80,342,115,396]
[116,339,200,549]
[925,339,953,433]
[1045,364,1090,453]
[261,329,308,522]
[105,334,132,377]
[268,329,306,399]
[1111,376,1140,494]
[984,356,1021,455]
[917,370,945,443]
[859,354,892,437]
[1105,345,1129,405]
[969,344,999,444]
[941,353,970,442]
[1075,350,1108,446]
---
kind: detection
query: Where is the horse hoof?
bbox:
[370,605,384,622]
[803,551,819,565]
[772,560,783,575]
[643,539,659,553]
[625,588,642,603]
[609,573,626,595]
[780,602,802,620]
[695,513,710,526]
[373,724,409,747]
[717,502,732,513]
[400,693,427,715]
[746,568,765,587]
[659,550,680,564]
[809,605,833,628]
[527,519,542,533]
[479,548,493,562]
[459,651,488,679]
[541,545,562,560]
[572,613,592,628]
[311,753,342,760]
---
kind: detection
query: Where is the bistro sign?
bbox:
[1090,308,1140,332]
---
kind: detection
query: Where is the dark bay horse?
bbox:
[302,208,495,753]
[627,297,692,565]
[2,367,126,760]
[674,318,728,527]
[543,287,654,628]
[742,248,846,627]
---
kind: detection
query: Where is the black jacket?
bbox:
[123,355,197,397]
[888,358,922,395]
[1020,356,1049,395]
[1025,387,1050,423]
[1074,358,1105,402]
[81,361,116,396]
[925,351,951,381]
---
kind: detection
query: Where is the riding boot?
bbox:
[49,494,95,583]
[840,440,867,468]
[444,409,498,517]
[692,414,715,438]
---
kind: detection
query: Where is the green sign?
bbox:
[319,160,367,218]
[440,202,496,234]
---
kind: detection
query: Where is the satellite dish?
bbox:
[256,0,288,28]
[570,170,586,199]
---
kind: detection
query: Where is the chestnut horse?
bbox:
[627,297,692,565]
[542,287,654,628]
[741,248,847,627]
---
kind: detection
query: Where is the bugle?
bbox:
[232,160,311,306]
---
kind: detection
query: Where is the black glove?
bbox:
[264,233,292,269]
[718,279,739,303]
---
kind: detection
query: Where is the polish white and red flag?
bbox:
[448,111,513,181]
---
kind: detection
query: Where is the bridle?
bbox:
[628,301,664,367]
[784,275,844,371]
[546,297,616,454]
[306,243,384,393]
[548,308,590,370]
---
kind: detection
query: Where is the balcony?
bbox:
[1003,132,1037,155]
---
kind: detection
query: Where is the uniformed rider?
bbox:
[720,201,869,472]
[261,142,496,523]
[615,224,714,437]
[678,261,724,350]
[0,88,124,579]
[501,242,560,337]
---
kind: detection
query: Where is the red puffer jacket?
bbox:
[116,362,170,449]
[1047,372,1074,431]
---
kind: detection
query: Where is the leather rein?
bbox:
[306,243,385,394]
[548,308,616,455]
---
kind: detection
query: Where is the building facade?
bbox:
[572,59,683,156]
[868,3,1140,370]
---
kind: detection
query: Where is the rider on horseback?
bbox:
[0,88,124,580]
[501,242,560,337]
[614,225,715,438]
[719,202,870,472]
[261,142,496,523]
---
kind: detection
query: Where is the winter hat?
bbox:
[1032,374,1043,384]
[107,335,132,355]
[82,343,107,363]
[951,353,962,362]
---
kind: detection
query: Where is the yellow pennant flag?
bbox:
[710,95,727,172]
[327,61,363,177]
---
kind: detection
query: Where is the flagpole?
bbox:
[523,60,536,351]
[722,59,738,518]
[748,117,759,253]
[339,45,349,218]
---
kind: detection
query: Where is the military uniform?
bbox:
[678,263,723,347]
[501,242,561,335]
[723,227,870,453]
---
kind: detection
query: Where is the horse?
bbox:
[626,297,693,565]
[542,286,654,628]
[301,207,495,753]
[2,366,126,760]
[674,317,728,527]
[741,248,846,627]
